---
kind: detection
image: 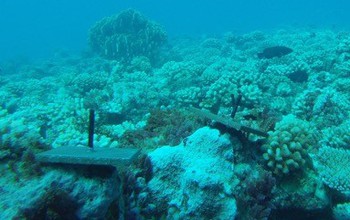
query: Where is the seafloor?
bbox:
[1,10,350,220]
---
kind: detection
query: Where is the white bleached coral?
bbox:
[146,127,238,219]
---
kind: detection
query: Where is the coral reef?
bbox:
[88,9,167,63]
[3,26,350,218]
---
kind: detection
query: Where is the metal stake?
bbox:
[88,109,95,149]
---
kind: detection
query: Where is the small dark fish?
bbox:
[243,114,258,121]
[100,112,126,125]
[288,70,308,83]
[258,46,293,59]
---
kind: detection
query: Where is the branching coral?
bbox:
[158,61,205,89]
[293,87,350,127]
[321,120,350,149]
[200,69,262,110]
[174,87,202,106]
[311,146,350,193]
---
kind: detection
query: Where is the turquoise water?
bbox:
[1,0,350,60]
[1,1,350,219]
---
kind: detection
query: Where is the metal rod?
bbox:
[231,93,242,119]
[189,107,268,137]
[88,109,95,149]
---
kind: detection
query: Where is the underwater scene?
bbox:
[1,0,350,219]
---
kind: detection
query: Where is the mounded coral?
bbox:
[262,114,315,175]
[88,9,167,63]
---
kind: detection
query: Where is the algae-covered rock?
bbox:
[0,169,119,219]
[270,170,331,219]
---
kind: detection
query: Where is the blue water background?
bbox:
[0,0,349,62]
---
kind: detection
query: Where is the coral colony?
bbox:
[1,9,350,219]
